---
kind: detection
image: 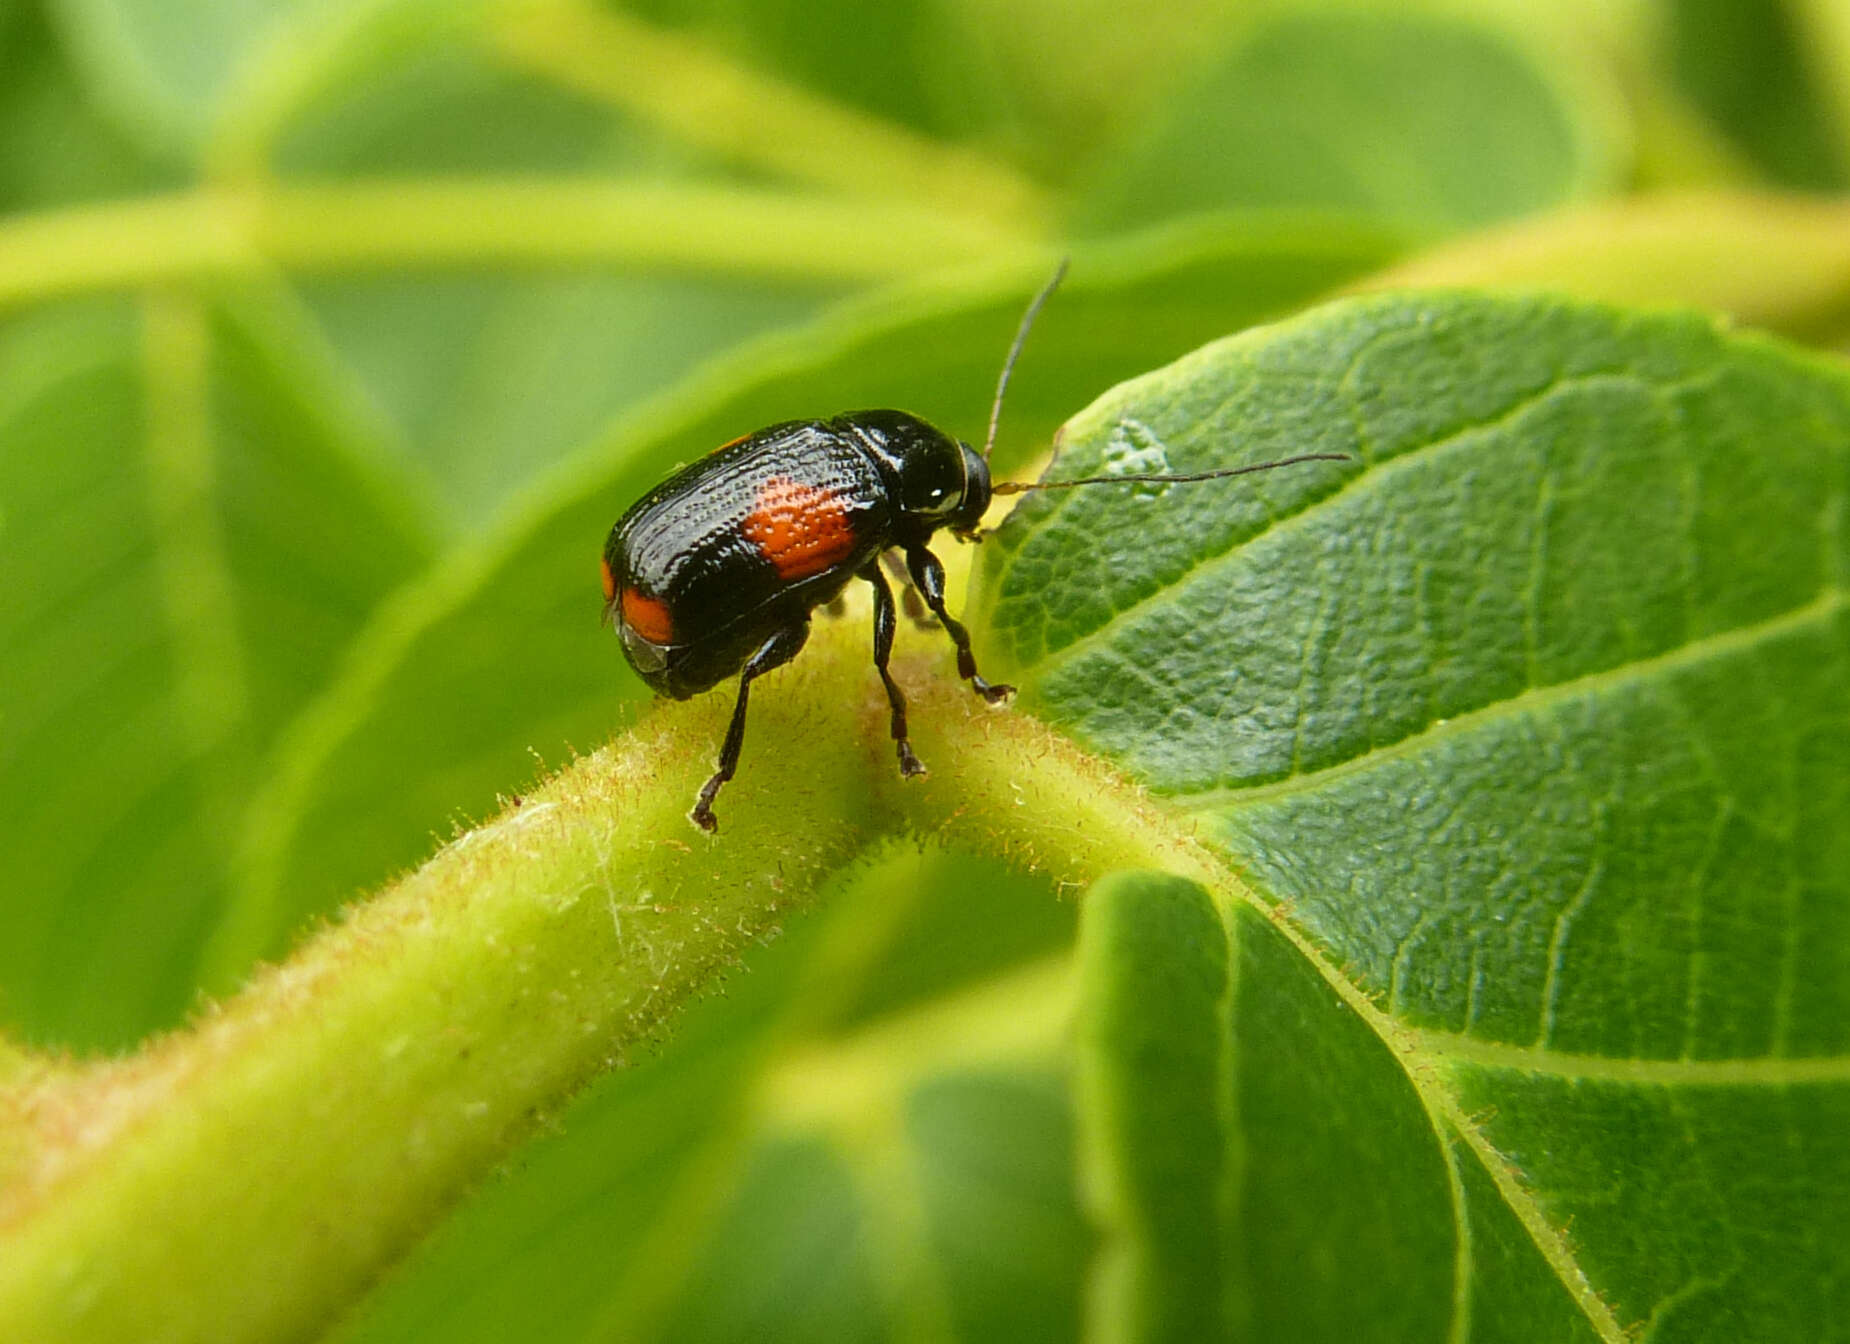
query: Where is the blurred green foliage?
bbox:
[3,0,1850,1340]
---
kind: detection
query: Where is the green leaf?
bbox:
[272,30,672,179]
[0,6,174,210]
[617,0,988,145]
[1075,871,1234,1341]
[0,290,432,1047]
[296,271,834,528]
[976,290,1849,1338]
[1077,873,1472,1342]
[1665,0,1849,189]
[1075,7,1621,237]
[544,0,1252,184]
[49,0,297,158]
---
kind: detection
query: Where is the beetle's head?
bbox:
[848,410,992,541]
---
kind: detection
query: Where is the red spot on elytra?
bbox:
[741,475,856,581]
[619,588,675,644]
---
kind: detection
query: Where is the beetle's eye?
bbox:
[897,438,967,517]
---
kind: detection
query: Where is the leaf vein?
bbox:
[1172,586,1848,811]
[139,292,252,769]
[1025,370,1645,682]
[1419,1031,1850,1086]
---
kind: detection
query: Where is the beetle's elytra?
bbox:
[602,264,1346,831]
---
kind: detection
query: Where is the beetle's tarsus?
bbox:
[898,742,928,777]
[973,677,1015,705]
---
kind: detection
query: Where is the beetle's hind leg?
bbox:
[691,619,810,832]
[904,544,1015,704]
[861,562,927,778]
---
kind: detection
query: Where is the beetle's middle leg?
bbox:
[691,619,809,832]
[861,562,927,778]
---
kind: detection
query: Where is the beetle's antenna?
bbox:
[992,451,1350,494]
[983,258,1068,463]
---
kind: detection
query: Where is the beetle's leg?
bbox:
[883,551,935,630]
[691,619,810,833]
[904,544,1015,704]
[860,563,927,778]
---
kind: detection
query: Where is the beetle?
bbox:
[603,263,1346,831]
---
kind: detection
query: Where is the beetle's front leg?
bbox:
[904,544,1014,704]
[882,551,935,631]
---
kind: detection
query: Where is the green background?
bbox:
[3,0,1849,1340]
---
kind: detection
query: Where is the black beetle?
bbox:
[603,264,1345,831]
